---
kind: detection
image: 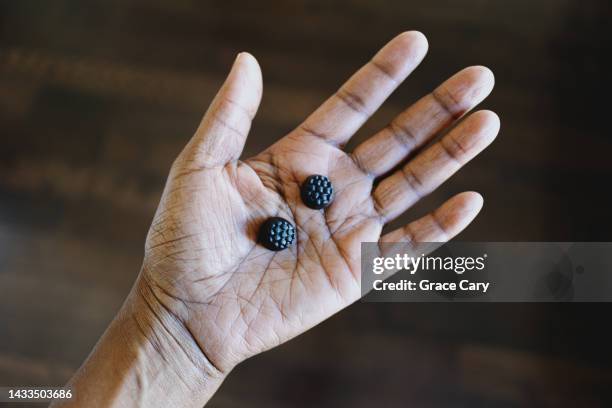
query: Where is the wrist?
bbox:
[122,275,227,405]
[57,274,226,407]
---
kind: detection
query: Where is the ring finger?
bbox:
[373,110,500,221]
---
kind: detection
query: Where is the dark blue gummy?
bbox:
[258,217,296,251]
[301,175,334,210]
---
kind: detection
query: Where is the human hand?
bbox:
[139,31,498,383]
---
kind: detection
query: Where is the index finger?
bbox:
[297,31,428,148]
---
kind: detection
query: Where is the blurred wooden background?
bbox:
[1,0,612,406]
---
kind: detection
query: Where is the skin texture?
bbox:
[56,32,499,407]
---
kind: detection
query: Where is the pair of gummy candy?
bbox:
[258,175,333,251]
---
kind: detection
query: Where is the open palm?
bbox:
[141,32,499,375]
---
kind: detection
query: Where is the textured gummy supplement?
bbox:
[301,175,333,209]
[258,217,296,251]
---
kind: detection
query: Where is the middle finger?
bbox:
[352,66,494,178]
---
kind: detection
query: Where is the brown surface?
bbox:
[1,0,612,406]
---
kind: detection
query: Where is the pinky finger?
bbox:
[380,191,483,244]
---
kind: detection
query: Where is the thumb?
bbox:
[182,52,263,167]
